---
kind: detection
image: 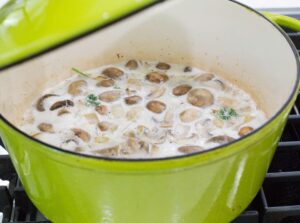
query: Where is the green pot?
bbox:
[0,0,299,223]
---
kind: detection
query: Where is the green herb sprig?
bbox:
[216,107,238,120]
[85,94,100,106]
[72,67,91,78]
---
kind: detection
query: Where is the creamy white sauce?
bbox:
[20,61,267,158]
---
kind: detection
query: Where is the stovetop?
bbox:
[0,27,300,223]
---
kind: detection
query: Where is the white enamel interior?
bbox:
[0,0,298,126]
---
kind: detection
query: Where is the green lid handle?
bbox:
[262,12,300,32]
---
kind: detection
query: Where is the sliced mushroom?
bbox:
[71,128,90,142]
[36,94,57,111]
[187,88,214,107]
[184,66,192,72]
[126,107,143,121]
[214,80,226,90]
[68,80,87,96]
[141,127,167,144]
[213,118,224,128]
[146,72,169,83]
[151,145,160,154]
[173,84,192,96]
[168,125,191,139]
[204,79,226,91]
[57,109,70,116]
[102,67,124,79]
[94,136,110,144]
[156,62,171,70]
[94,146,119,156]
[147,86,166,99]
[174,133,199,144]
[124,95,142,105]
[127,78,142,91]
[178,146,203,154]
[50,100,74,111]
[180,108,201,123]
[98,90,121,102]
[98,121,118,132]
[160,109,174,128]
[84,113,99,124]
[97,79,115,87]
[95,105,109,115]
[111,104,125,118]
[146,101,166,113]
[194,73,214,82]
[93,75,107,82]
[219,97,235,107]
[125,60,138,70]
[238,126,254,137]
[207,135,235,144]
[38,123,54,133]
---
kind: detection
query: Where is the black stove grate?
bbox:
[1,31,300,223]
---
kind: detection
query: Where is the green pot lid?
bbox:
[0,0,156,68]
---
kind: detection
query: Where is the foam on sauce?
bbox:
[19,60,267,158]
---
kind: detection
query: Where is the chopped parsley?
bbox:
[72,67,91,78]
[85,94,100,106]
[216,107,238,120]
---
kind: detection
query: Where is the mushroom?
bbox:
[156,62,171,70]
[84,113,99,124]
[194,73,214,82]
[146,72,169,83]
[95,105,109,115]
[50,100,74,111]
[57,109,70,116]
[94,146,120,156]
[168,125,191,139]
[187,88,214,107]
[71,128,90,142]
[147,86,166,99]
[207,135,235,144]
[68,80,87,96]
[174,133,199,144]
[98,121,118,132]
[98,90,121,102]
[122,138,149,155]
[102,67,124,79]
[184,66,192,72]
[124,95,142,105]
[94,136,110,144]
[205,80,227,91]
[36,94,58,111]
[146,101,166,113]
[37,123,54,133]
[125,60,138,70]
[179,108,201,123]
[172,84,192,96]
[97,79,115,87]
[111,104,125,118]
[126,107,143,121]
[178,146,203,154]
[127,78,142,91]
[218,97,235,107]
[160,109,174,128]
[140,127,167,144]
[238,126,253,137]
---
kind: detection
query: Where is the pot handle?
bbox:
[262,12,300,32]
[263,12,300,91]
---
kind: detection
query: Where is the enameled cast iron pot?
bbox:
[0,0,299,222]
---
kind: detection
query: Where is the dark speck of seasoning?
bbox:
[184,66,192,72]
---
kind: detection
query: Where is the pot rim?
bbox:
[0,0,299,162]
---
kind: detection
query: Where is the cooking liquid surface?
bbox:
[20,60,266,158]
